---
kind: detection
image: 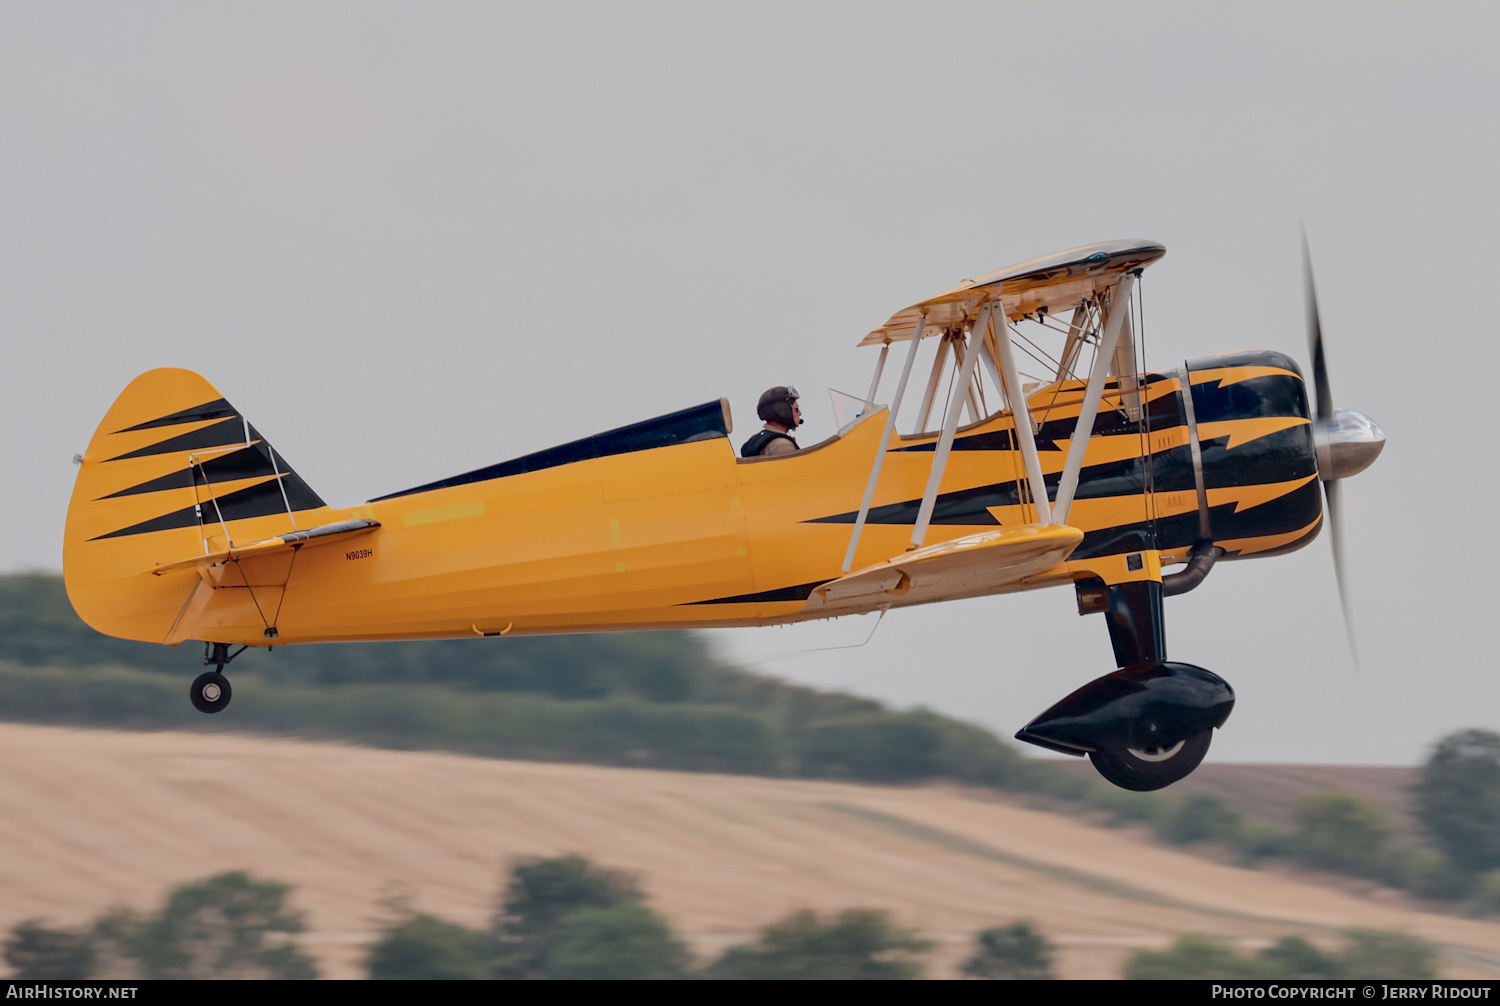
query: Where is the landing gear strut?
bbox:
[1015,572,1235,791]
[190,642,241,715]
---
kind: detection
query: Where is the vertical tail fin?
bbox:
[64,368,330,644]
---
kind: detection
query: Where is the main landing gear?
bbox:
[1089,731,1214,792]
[1015,563,1236,791]
[190,642,241,715]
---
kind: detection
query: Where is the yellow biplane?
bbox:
[62,239,1384,790]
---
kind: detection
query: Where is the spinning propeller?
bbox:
[1303,235,1386,661]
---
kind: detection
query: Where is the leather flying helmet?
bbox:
[756,386,801,428]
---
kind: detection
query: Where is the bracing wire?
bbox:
[1135,274,1158,536]
[1031,301,1093,428]
[936,336,959,431]
[1008,322,1067,376]
[804,607,888,651]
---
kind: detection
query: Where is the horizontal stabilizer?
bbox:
[803,522,1082,614]
[152,518,380,576]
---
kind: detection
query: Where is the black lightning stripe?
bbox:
[893,378,1186,454]
[1185,350,1309,424]
[685,473,1321,606]
[89,471,326,541]
[805,423,1313,529]
[103,417,250,462]
[894,429,1047,453]
[372,400,731,502]
[113,399,239,434]
[1071,477,1322,560]
[806,445,1199,526]
[684,581,827,605]
[97,446,279,499]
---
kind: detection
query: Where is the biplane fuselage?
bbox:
[63,351,1318,649]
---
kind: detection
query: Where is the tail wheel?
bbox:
[1088,730,1212,791]
[190,671,232,715]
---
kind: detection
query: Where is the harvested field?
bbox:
[1051,758,1425,843]
[0,723,1494,980]
[1178,763,1423,842]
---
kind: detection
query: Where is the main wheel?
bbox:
[1088,730,1212,791]
[190,671,232,714]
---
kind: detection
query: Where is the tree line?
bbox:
[6,854,1447,980]
[4,856,1054,980]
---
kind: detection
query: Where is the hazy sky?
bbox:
[4,3,1496,764]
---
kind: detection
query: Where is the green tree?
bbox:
[1126,931,1438,980]
[1336,929,1437,980]
[1232,821,1292,860]
[1155,791,1243,845]
[3,921,96,979]
[1291,790,1393,876]
[1469,869,1500,917]
[960,921,1054,979]
[1394,848,1471,900]
[708,909,930,980]
[1125,935,1259,980]
[88,910,143,980]
[366,914,494,980]
[797,715,943,781]
[1257,936,1340,978]
[542,903,691,979]
[1416,729,1500,874]
[492,854,642,978]
[128,872,317,979]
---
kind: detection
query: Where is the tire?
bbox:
[1088,730,1212,791]
[190,671,232,715]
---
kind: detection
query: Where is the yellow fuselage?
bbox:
[63,353,1322,650]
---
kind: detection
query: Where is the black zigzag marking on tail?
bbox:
[97,446,276,499]
[93,398,327,537]
[90,472,325,540]
[103,417,250,462]
[113,398,239,434]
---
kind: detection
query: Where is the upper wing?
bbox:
[859,239,1166,346]
[801,522,1083,615]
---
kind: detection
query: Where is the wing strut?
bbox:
[913,332,953,433]
[951,336,986,425]
[1052,275,1136,525]
[860,342,890,417]
[987,305,1053,528]
[846,273,1138,563]
[911,304,991,548]
[841,313,927,572]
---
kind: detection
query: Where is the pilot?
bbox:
[741,386,803,458]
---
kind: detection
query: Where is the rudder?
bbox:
[64,368,331,644]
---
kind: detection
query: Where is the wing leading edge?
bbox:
[859,239,1166,346]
